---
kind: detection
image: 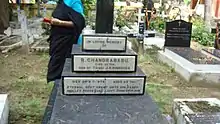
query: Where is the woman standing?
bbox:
[46,0,85,83]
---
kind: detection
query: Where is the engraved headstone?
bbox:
[165,20,192,47]
[71,45,137,72]
[82,34,127,52]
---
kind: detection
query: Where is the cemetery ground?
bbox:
[0,41,220,123]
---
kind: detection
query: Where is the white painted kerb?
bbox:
[158,48,220,83]
[0,94,9,124]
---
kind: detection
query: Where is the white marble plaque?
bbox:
[83,36,126,51]
[73,56,136,72]
[63,77,145,94]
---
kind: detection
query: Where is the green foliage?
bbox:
[191,18,215,46]
[82,0,95,18]
[115,7,127,30]
[149,17,165,33]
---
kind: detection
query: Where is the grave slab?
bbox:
[62,59,146,95]
[42,80,168,124]
[173,98,220,124]
[202,48,220,60]
[0,94,9,124]
[158,47,220,84]
[82,34,127,52]
[71,45,137,72]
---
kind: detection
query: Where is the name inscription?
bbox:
[63,77,144,94]
[83,36,126,51]
[73,56,136,72]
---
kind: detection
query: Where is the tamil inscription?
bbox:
[63,77,145,95]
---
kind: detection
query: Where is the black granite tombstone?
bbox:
[42,80,168,124]
[164,20,192,47]
[139,22,145,35]
[42,28,167,123]
[95,0,114,33]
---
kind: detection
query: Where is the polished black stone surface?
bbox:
[203,49,220,59]
[45,80,168,124]
[188,113,220,124]
[95,0,114,33]
[71,45,137,55]
[167,47,220,64]
[165,20,192,47]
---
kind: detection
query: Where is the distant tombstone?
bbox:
[139,22,145,35]
[215,22,220,49]
[164,20,192,47]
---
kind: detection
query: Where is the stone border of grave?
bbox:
[30,37,49,52]
[0,94,9,124]
[172,98,220,124]
[0,36,22,53]
[157,48,220,84]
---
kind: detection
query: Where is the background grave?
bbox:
[173,98,220,124]
[158,47,220,84]
[30,37,49,52]
[164,20,192,47]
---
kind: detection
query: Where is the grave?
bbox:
[202,22,220,59]
[127,8,156,38]
[42,0,168,123]
[30,37,49,52]
[173,98,220,124]
[158,20,220,84]
[0,94,9,124]
[42,34,168,124]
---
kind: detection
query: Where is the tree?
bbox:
[204,0,212,27]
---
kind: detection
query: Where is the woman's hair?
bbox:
[58,0,63,4]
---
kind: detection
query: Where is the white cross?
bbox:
[178,21,181,26]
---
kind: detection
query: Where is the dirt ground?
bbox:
[0,42,220,123]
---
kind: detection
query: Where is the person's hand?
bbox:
[51,18,62,25]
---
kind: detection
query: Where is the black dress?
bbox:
[46,0,85,83]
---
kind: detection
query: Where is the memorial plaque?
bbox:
[62,59,146,95]
[71,45,137,72]
[82,34,127,52]
[63,77,145,95]
[165,20,192,47]
[188,113,220,124]
[167,47,220,64]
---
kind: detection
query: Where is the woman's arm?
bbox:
[51,18,74,27]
